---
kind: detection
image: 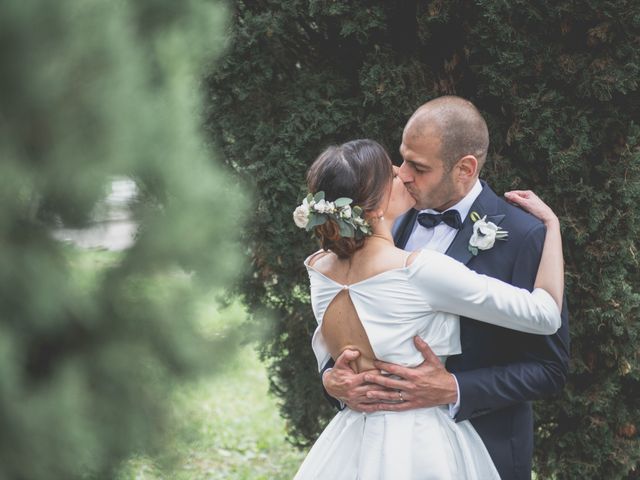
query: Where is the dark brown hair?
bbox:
[306,139,393,258]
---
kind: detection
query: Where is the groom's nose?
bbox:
[397,161,412,183]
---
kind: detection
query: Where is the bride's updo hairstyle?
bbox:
[306,139,393,258]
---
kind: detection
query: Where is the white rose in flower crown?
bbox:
[314,199,332,214]
[293,201,310,228]
[340,205,352,219]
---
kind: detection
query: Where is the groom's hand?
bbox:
[323,349,388,412]
[363,336,458,412]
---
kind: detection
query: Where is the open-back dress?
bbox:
[294,249,560,480]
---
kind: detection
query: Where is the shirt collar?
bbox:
[418,179,483,222]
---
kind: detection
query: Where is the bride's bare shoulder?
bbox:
[306,250,337,270]
[406,249,432,266]
[405,250,420,266]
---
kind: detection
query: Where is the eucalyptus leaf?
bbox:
[338,221,355,238]
[306,214,327,230]
[313,191,325,203]
[334,197,352,207]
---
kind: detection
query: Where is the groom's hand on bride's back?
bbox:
[323,349,388,412]
[362,336,458,412]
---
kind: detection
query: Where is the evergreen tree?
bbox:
[0,1,243,478]
[207,1,640,478]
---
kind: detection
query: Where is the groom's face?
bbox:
[398,129,458,212]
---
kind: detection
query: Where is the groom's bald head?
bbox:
[405,96,489,173]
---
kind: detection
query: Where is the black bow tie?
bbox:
[417,210,463,230]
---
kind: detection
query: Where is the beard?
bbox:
[410,175,458,211]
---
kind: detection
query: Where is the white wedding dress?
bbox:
[294,249,560,480]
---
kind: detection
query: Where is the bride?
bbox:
[292,139,563,479]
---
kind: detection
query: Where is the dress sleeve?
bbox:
[408,250,561,335]
[311,325,331,372]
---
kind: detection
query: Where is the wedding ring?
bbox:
[399,391,404,402]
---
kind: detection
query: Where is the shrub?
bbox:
[207,1,640,478]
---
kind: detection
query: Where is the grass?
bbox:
[117,303,308,480]
[63,248,307,479]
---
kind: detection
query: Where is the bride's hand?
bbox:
[504,190,558,226]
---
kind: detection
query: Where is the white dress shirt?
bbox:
[405,179,483,252]
[404,179,483,417]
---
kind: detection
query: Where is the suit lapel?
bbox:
[393,209,419,249]
[445,181,506,265]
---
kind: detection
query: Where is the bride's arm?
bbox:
[408,191,564,335]
[409,252,561,335]
[505,190,563,309]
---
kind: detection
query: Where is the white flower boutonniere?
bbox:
[468,211,508,256]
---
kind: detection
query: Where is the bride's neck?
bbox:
[369,220,394,245]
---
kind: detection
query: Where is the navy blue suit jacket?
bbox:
[392,181,570,479]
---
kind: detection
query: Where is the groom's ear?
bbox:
[455,155,479,180]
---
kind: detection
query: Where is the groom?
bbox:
[321,96,570,479]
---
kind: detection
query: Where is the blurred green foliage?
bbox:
[207,1,640,478]
[0,1,245,479]
[116,303,305,480]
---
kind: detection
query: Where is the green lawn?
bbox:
[67,249,308,479]
[117,303,308,480]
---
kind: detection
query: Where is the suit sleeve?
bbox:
[320,358,344,410]
[453,223,570,421]
[315,332,344,409]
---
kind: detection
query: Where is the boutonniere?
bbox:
[468,211,508,256]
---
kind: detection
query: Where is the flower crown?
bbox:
[293,191,372,239]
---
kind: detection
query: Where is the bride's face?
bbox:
[383,171,416,220]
